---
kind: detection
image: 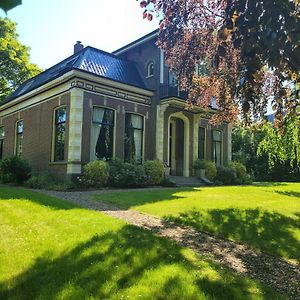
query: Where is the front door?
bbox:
[169,118,184,176]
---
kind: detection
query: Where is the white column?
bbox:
[67,88,84,174]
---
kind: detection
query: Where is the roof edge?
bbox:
[113,29,159,55]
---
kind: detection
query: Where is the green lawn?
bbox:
[0,187,284,299]
[94,183,300,264]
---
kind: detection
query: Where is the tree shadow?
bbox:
[0,187,76,210]
[0,225,278,300]
[94,188,195,209]
[253,182,288,187]
[275,190,300,198]
[164,208,300,263]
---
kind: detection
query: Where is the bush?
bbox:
[108,160,146,188]
[144,159,164,185]
[215,166,237,185]
[25,172,73,190]
[0,156,31,184]
[229,161,251,184]
[83,160,109,187]
[193,159,217,181]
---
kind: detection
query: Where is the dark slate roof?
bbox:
[3,46,147,104]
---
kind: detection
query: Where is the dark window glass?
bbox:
[15,120,23,156]
[54,107,66,161]
[0,127,4,159]
[212,130,222,166]
[147,62,154,77]
[124,113,143,163]
[91,107,114,160]
[198,127,205,160]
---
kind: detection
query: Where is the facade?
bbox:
[0,31,232,179]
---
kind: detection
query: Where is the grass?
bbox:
[94,182,300,264]
[0,187,285,299]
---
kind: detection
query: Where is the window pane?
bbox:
[93,107,104,123]
[56,107,66,124]
[54,108,66,161]
[17,121,23,134]
[131,114,143,129]
[213,130,221,141]
[0,127,4,139]
[124,113,143,163]
[198,127,205,160]
[91,107,114,160]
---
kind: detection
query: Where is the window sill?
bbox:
[146,75,154,79]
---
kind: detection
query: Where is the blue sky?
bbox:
[0,0,159,69]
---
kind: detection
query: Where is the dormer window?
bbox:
[146,61,154,78]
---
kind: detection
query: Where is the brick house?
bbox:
[0,30,232,179]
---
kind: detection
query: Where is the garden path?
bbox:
[40,188,300,299]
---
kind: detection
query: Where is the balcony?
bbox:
[159,84,188,100]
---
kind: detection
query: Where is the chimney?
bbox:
[74,41,84,54]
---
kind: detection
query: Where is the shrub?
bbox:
[229,161,251,184]
[108,160,146,188]
[25,172,73,190]
[144,159,164,185]
[0,156,31,184]
[215,166,237,185]
[83,160,109,187]
[193,159,217,181]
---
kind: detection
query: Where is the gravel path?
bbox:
[40,189,300,299]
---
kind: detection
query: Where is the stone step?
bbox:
[167,176,208,187]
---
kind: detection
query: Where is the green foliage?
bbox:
[108,159,146,188]
[232,121,300,182]
[215,166,237,185]
[193,159,217,181]
[0,17,41,101]
[144,159,164,185]
[0,155,31,184]
[258,115,300,169]
[229,161,250,184]
[25,172,72,191]
[83,160,109,188]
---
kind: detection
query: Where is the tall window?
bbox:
[146,61,154,77]
[15,120,23,156]
[198,127,205,160]
[212,130,222,166]
[169,72,178,87]
[54,107,66,161]
[124,113,143,163]
[91,107,114,160]
[0,127,4,159]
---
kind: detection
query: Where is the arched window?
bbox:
[146,61,154,77]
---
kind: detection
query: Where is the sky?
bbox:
[0,0,159,69]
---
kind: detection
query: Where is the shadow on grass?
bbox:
[164,208,300,263]
[0,187,76,210]
[275,190,300,198]
[253,182,288,187]
[95,188,194,209]
[0,225,277,300]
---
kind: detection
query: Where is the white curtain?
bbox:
[131,114,143,129]
[90,108,104,160]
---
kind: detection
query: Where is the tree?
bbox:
[232,120,300,181]
[138,0,300,125]
[0,0,21,13]
[0,17,41,102]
